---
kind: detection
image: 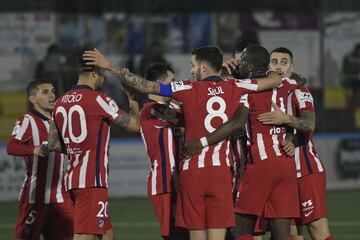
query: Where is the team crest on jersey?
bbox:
[98,218,105,228]
[109,100,119,113]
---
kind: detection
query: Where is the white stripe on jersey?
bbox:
[96,95,119,119]
[235,80,258,91]
[239,94,249,108]
[79,150,90,188]
[257,133,268,160]
[198,146,209,168]
[151,160,158,195]
[225,141,231,167]
[15,117,30,140]
[27,114,40,204]
[212,141,223,166]
[104,129,110,187]
[271,88,277,111]
[183,158,190,170]
[272,135,282,156]
[283,77,298,85]
[294,147,302,178]
[43,120,50,132]
[56,155,65,203]
[167,129,175,173]
[308,140,324,172]
[44,152,55,204]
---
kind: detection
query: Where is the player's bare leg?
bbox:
[189,230,206,240]
[74,234,97,240]
[269,218,290,240]
[253,236,263,240]
[101,228,115,240]
[290,220,304,240]
[232,214,257,239]
[208,228,227,240]
[307,218,331,240]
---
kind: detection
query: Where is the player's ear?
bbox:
[91,70,98,79]
[28,95,36,105]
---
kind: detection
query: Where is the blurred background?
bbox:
[0,0,360,239]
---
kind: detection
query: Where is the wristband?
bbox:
[159,83,173,97]
[200,137,208,148]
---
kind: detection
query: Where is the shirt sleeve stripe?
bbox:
[96,96,119,120]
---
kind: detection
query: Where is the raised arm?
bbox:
[48,121,66,154]
[82,49,160,94]
[183,105,249,158]
[112,98,140,132]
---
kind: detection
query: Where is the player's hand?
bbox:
[82,48,111,70]
[121,83,137,101]
[257,102,290,125]
[33,145,49,157]
[282,139,295,157]
[222,57,239,74]
[181,140,202,159]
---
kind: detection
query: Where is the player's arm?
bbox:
[183,105,249,158]
[254,71,282,92]
[257,102,315,133]
[112,99,140,132]
[48,121,66,154]
[82,49,166,95]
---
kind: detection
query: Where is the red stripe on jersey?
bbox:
[7,112,66,204]
[288,87,324,178]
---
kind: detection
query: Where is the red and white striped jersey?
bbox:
[140,101,181,196]
[53,85,124,191]
[240,77,299,164]
[170,76,259,171]
[7,110,66,204]
[287,86,324,178]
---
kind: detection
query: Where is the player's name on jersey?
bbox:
[61,93,83,103]
[207,86,224,96]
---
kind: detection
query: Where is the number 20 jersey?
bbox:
[170,76,258,171]
[53,85,124,191]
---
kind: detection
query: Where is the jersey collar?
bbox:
[202,75,223,82]
[31,109,50,121]
[72,85,94,91]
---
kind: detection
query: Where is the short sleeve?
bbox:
[233,79,258,97]
[12,116,31,141]
[169,80,193,102]
[95,93,125,122]
[293,87,315,112]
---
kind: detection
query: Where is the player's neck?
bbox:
[201,71,219,80]
[33,106,51,119]
[77,76,96,90]
[148,94,168,104]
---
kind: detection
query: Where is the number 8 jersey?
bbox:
[169,76,258,171]
[53,85,124,191]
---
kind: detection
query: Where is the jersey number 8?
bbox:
[204,96,228,133]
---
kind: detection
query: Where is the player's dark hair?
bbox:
[145,63,174,82]
[243,45,270,72]
[232,31,260,56]
[26,80,51,97]
[78,44,96,73]
[192,46,223,72]
[270,47,293,62]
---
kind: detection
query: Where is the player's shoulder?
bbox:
[294,86,313,102]
[281,76,298,85]
[170,79,193,92]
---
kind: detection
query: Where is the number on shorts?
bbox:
[55,105,88,144]
[25,210,37,225]
[204,96,228,132]
[96,201,109,218]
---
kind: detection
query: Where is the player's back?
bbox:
[54,85,120,190]
[243,77,298,163]
[171,76,258,170]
